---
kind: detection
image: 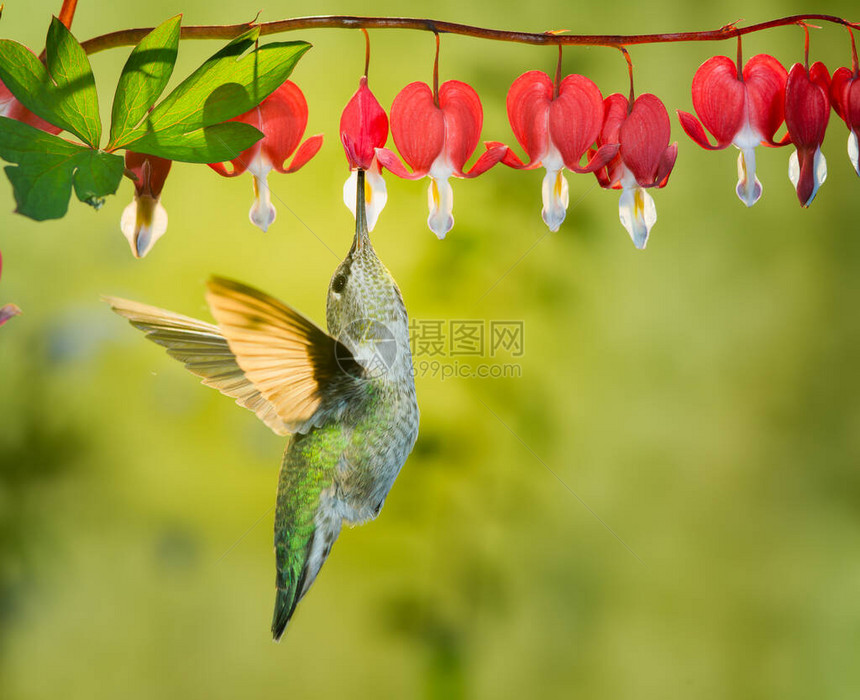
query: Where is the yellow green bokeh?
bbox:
[1,1,859,698]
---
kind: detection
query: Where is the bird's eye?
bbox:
[332,274,348,293]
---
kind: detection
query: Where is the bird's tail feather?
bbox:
[271,512,341,640]
[272,441,342,641]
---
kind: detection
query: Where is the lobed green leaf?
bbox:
[116,28,310,160]
[0,19,101,147]
[0,117,123,220]
[108,15,182,149]
[45,16,101,146]
[125,121,264,163]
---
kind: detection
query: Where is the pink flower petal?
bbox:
[743,54,788,145]
[487,141,533,170]
[592,94,628,189]
[620,94,672,187]
[0,303,21,327]
[390,82,445,173]
[677,110,723,150]
[505,70,553,165]
[785,62,832,205]
[281,134,323,174]
[831,67,860,133]
[570,142,619,174]
[461,143,506,178]
[439,80,483,174]
[689,55,745,147]
[785,62,831,149]
[600,93,629,144]
[125,152,172,198]
[340,76,389,170]
[374,147,427,179]
[549,74,604,170]
[257,81,310,169]
[654,143,678,188]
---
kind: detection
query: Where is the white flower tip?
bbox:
[847,131,859,178]
[619,187,656,250]
[345,166,387,232]
[541,169,569,232]
[736,149,762,207]
[736,178,762,208]
[249,199,276,232]
[121,196,168,258]
[788,150,800,189]
[427,177,454,239]
[249,174,276,232]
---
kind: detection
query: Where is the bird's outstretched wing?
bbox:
[205,277,364,434]
[105,296,294,435]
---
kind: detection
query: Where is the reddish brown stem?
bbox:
[848,26,858,76]
[361,28,370,78]
[619,47,635,110]
[58,0,78,29]
[736,35,743,80]
[79,14,860,55]
[553,45,562,98]
[801,22,811,70]
[432,32,440,106]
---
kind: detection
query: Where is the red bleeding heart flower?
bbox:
[208,80,323,232]
[678,54,787,206]
[376,80,503,238]
[0,250,21,327]
[784,61,831,207]
[340,76,389,231]
[830,62,860,177]
[487,70,618,232]
[592,93,678,249]
[121,152,172,258]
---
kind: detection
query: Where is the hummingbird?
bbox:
[106,170,419,639]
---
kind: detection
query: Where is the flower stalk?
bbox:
[78,14,859,56]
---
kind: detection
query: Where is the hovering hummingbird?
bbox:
[106,170,419,639]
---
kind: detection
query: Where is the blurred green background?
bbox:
[2,0,860,698]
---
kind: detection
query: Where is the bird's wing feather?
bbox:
[205,276,364,434]
[105,296,292,436]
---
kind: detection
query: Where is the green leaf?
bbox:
[71,150,126,208]
[116,28,310,160]
[0,42,75,134]
[127,121,263,163]
[0,117,123,220]
[108,15,181,149]
[0,19,101,147]
[45,16,101,146]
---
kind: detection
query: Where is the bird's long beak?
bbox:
[350,169,371,255]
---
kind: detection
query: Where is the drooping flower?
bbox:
[830,63,860,177]
[0,250,21,327]
[208,80,323,232]
[784,61,831,207]
[487,70,618,232]
[677,54,788,206]
[376,80,504,238]
[591,93,678,249]
[340,76,389,231]
[121,151,172,258]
